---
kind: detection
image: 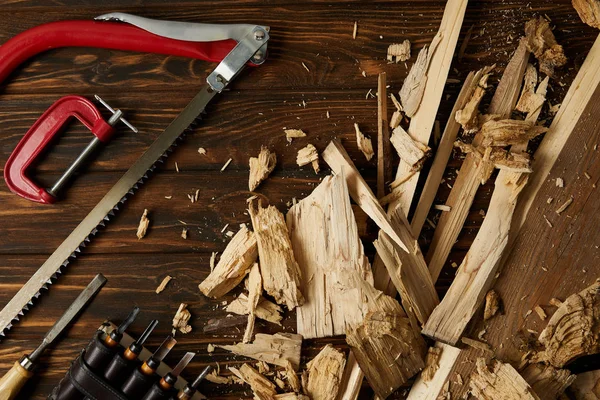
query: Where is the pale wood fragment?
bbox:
[283,361,301,393]
[573,0,600,29]
[534,281,600,368]
[155,275,173,294]
[243,263,262,343]
[296,144,320,173]
[285,129,307,143]
[399,32,443,117]
[172,303,192,334]
[422,347,443,382]
[387,40,411,63]
[516,64,546,114]
[524,16,567,77]
[461,337,493,354]
[568,369,600,399]
[534,305,547,320]
[249,146,277,191]
[136,209,150,239]
[286,174,371,339]
[484,289,501,320]
[275,394,310,400]
[480,119,548,147]
[198,225,258,298]
[521,363,575,400]
[470,358,541,400]
[354,123,374,161]
[226,293,283,325]
[237,363,277,400]
[406,344,462,400]
[305,345,346,400]
[390,126,431,171]
[455,66,493,133]
[249,201,304,310]
[221,332,303,369]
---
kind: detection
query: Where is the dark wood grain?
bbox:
[0,0,598,399]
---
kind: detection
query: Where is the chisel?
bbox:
[142,351,195,400]
[121,335,177,399]
[176,365,213,400]
[0,274,106,400]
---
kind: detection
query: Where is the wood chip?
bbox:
[354,123,374,161]
[243,263,262,343]
[556,177,564,187]
[352,21,357,39]
[516,64,546,114]
[524,16,567,77]
[387,40,411,63]
[573,0,600,29]
[549,297,563,307]
[198,225,258,298]
[181,228,188,239]
[285,129,307,143]
[470,358,540,399]
[461,337,493,353]
[249,146,277,191]
[484,289,502,321]
[249,200,304,310]
[207,343,215,353]
[237,363,277,399]
[155,275,173,294]
[220,332,303,369]
[206,370,232,384]
[555,196,574,214]
[434,204,451,212]
[172,303,192,334]
[534,280,600,368]
[296,144,320,173]
[198,147,207,155]
[455,66,493,133]
[296,346,343,400]
[226,293,283,325]
[422,347,443,382]
[221,158,232,172]
[390,126,431,171]
[175,161,180,173]
[480,119,548,147]
[534,305,547,321]
[302,62,310,72]
[399,32,442,117]
[136,209,150,239]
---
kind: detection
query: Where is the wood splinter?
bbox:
[198,225,258,298]
[470,358,541,399]
[455,65,494,133]
[484,289,502,320]
[480,119,548,147]
[422,347,443,382]
[285,128,307,143]
[226,293,283,325]
[155,275,173,294]
[390,125,432,171]
[387,40,411,63]
[573,0,600,29]
[249,146,277,191]
[524,16,567,77]
[296,144,320,173]
[220,332,303,369]
[243,263,262,343]
[305,345,347,400]
[354,123,374,161]
[172,303,192,334]
[136,209,150,239]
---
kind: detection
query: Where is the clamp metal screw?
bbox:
[254,30,265,41]
[94,95,138,133]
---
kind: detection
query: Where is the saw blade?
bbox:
[0,85,217,337]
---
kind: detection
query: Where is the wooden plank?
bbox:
[391,0,468,216]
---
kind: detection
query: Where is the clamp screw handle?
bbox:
[94,95,138,133]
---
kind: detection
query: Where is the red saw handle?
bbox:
[0,20,237,86]
[4,95,113,204]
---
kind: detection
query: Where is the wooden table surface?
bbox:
[0,1,598,399]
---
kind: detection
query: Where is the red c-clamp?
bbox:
[4,95,137,204]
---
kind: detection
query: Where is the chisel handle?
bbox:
[0,360,34,400]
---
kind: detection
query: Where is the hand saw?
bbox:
[0,12,270,337]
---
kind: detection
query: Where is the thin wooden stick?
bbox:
[377,72,391,199]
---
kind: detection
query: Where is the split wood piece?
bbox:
[336,352,363,400]
[568,369,600,399]
[220,332,303,370]
[249,200,304,310]
[406,344,462,400]
[391,0,468,216]
[534,280,600,368]
[426,38,530,283]
[387,40,411,63]
[399,32,443,117]
[155,275,172,294]
[172,303,192,334]
[226,293,283,325]
[573,0,600,29]
[421,347,443,382]
[390,126,431,171]
[373,206,439,325]
[514,33,600,231]
[198,225,258,298]
[275,394,310,400]
[470,358,541,400]
[305,345,346,400]
[322,139,409,252]
[283,361,301,393]
[249,146,277,191]
[286,174,371,339]
[412,68,483,234]
[521,363,575,400]
[203,314,248,333]
[480,119,548,147]
[377,72,391,199]
[389,93,404,130]
[524,16,567,77]
[296,144,320,174]
[243,263,262,343]
[136,209,150,239]
[483,289,502,320]
[455,66,493,133]
[354,123,374,161]
[345,271,427,399]
[237,363,277,400]
[516,63,546,114]
[285,128,307,143]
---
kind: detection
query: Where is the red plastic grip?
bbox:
[0,20,238,86]
[4,95,113,204]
